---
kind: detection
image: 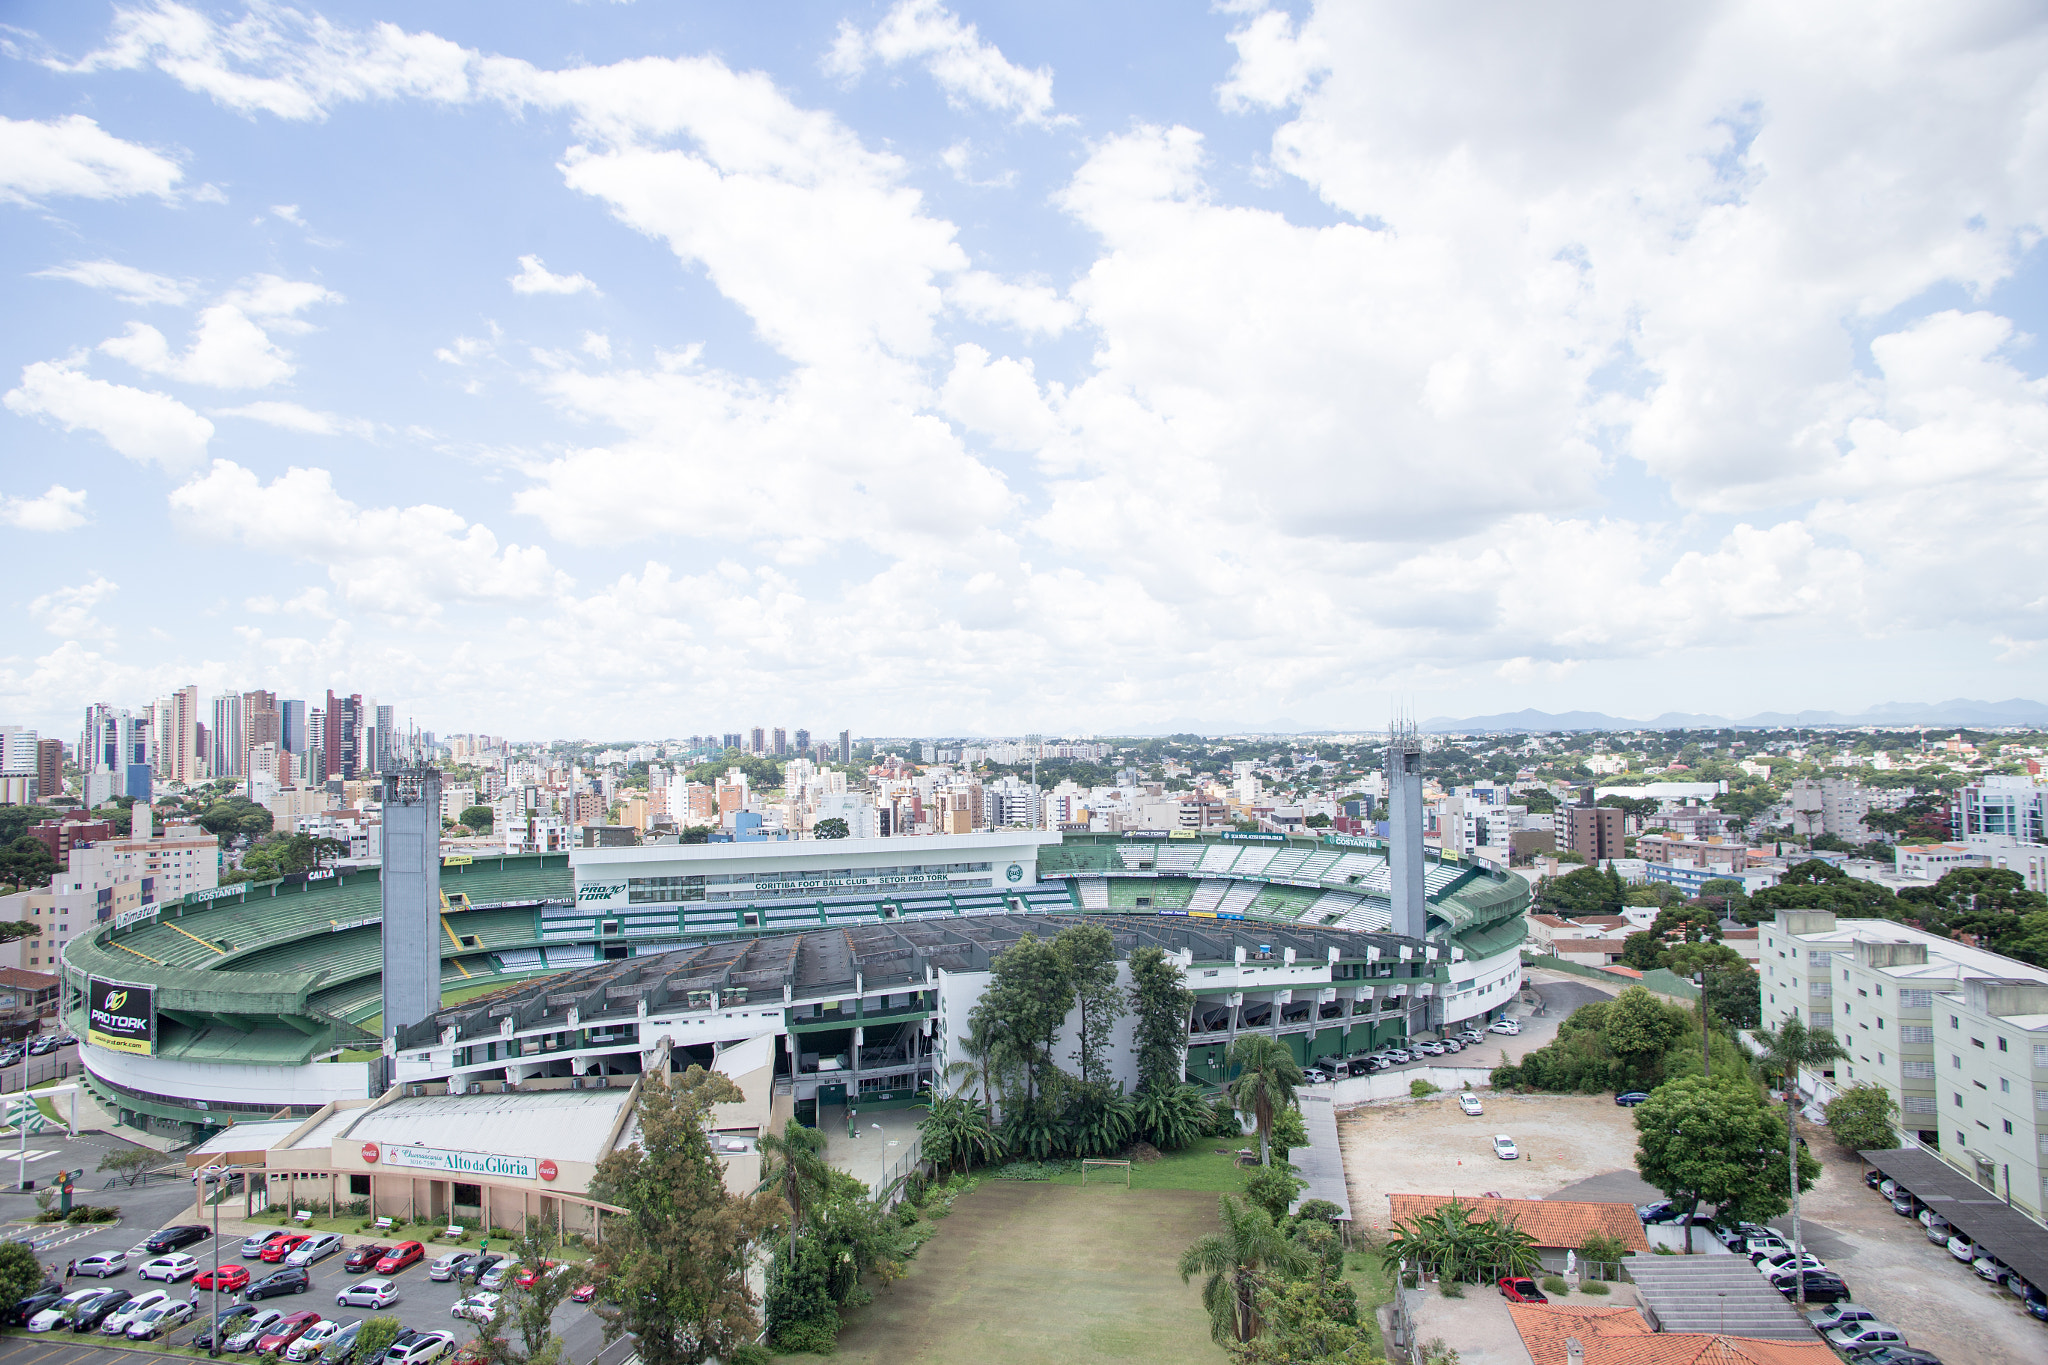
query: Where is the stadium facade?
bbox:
[60,826,1529,1144]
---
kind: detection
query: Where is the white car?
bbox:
[1459,1093,1483,1116]
[478,1260,519,1290]
[29,1290,102,1332]
[427,1252,469,1282]
[286,1319,351,1361]
[126,1300,196,1340]
[1489,1019,1521,1035]
[1493,1134,1519,1160]
[1301,1068,1330,1085]
[1825,1323,1907,1353]
[451,1291,502,1322]
[138,1253,200,1282]
[287,1233,345,1267]
[76,1251,128,1278]
[336,1277,401,1309]
[100,1290,170,1336]
[1757,1250,1827,1280]
[386,1331,457,1365]
[1946,1234,1978,1262]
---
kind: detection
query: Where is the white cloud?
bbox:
[0,485,90,532]
[826,0,1059,126]
[580,332,612,361]
[32,259,189,305]
[213,400,371,437]
[939,344,1061,450]
[0,114,182,203]
[4,359,213,468]
[99,275,339,388]
[29,576,118,641]
[509,254,600,296]
[1218,5,1329,113]
[270,203,305,226]
[945,270,1076,338]
[169,461,573,620]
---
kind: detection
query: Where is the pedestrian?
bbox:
[65,1258,74,1284]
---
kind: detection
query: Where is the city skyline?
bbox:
[4,2,2046,737]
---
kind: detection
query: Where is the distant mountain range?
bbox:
[1419,699,2048,733]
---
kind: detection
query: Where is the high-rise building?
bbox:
[772,727,787,756]
[750,727,766,755]
[281,699,307,754]
[209,692,245,778]
[722,732,742,752]
[325,691,364,779]
[243,690,281,750]
[171,684,201,783]
[794,728,810,753]
[838,730,851,764]
[373,703,396,772]
[1564,805,1625,863]
[37,739,63,800]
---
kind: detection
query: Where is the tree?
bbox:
[1133,1083,1214,1151]
[1824,1082,1898,1154]
[0,1239,44,1319]
[1896,868,2048,953]
[1304,813,1331,829]
[812,817,849,840]
[758,1118,831,1261]
[1180,1195,1314,1344]
[354,1317,405,1365]
[0,806,57,847]
[1753,1016,1846,1302]
[459,806,495,833]
[1538,866,1625,917]
[97,1147,155,1187]
[1226,1035,1302,1167]
[1619,931,1663,971]
[979,932,1073,1103]
[194,796,276,840]
[473,1216,573,1365]
[1380,1197,1541,1284]
[0,837,58,890]
[1603,987,1690,1073]
[587,1068,779,1365]
[1702,964,1761,1030]
[1054,923,1124,1084]
[1229,1276,1379,1365]
[1129,946,1196,1094]
[916,1091,1000,1174]
[1633,1075,1818,1253]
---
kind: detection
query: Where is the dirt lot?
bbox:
[1339,1092,1649,1227]
[1794,1141,2046,1365]
[801,1181,1229,1365]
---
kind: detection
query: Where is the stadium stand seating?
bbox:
[545,945,598,968]
[1216,882,1259,916]
[1263,848,1310,880]
[1338,903,1393,933]
[1309,889,1365,923]
[1153,845,1200,872]
[1196,843,1241,875]
[1231,846,1277,877]
[1077,879,1109,909]
[1188,879,1227,913]
[1115,844,1154,870]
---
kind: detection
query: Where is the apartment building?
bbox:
[1759,908,2048,1220]
[1564,805,1624,863]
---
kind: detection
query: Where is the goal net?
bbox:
[1080,1159,1132,1188]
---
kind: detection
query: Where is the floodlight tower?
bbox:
[381,764,443,1047]
[1386,716,1427,941]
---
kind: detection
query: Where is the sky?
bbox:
[3,0,2046,742]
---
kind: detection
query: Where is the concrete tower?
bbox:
[1386,718,1427,940]
[381,765,443,1040]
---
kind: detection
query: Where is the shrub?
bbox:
[1242,1164,1305,1223]
[1581,1280,1610,1295]
[1410,1078,1441,1098]
[1541,1276,1570,1295]
[992,1160,1071,1181]
[353,1316,404,1365]
[728,1346,772,1365]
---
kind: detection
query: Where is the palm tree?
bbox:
[1226,1034,1302,1167]
[1756,1016,1845,1307]
[1179,1195,1314,1343]
[943,1015,1012,1124]
[918,1090,1000,1174]
[757,1117,832,1263]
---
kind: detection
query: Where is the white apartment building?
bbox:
[1894,844,1991,880]
[1759,908,2048,1220]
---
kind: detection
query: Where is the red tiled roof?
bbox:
[0,969,59,990]
[1508,1304,1832,1365]
[1387,1194,1650,1251]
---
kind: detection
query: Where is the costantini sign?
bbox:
[87,978,154,1055]
[377,1144,539,1180]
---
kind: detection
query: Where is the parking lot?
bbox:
[0,1148,609,1364]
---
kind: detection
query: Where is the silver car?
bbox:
[288,1233,346,1267]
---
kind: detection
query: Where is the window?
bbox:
[452,1182,482,1207]
[349,1174,370,1195]
[2001,1078,2010,1093]
[1998,1037,2007,1052]
[1952,1054,1962,1069]
[1903,1060,1933,1078]
[2004,1120,2013,1135]
[1973,1038,1986,1049]
[1902,1025,1934,1044]
[1954,1092,1963,1107]
[1951,1015,1960,1028]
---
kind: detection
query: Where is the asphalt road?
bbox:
[2,1140,612,1365]
[0,1038,82,1097]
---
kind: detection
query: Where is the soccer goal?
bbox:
[1080,1159,1132,1188]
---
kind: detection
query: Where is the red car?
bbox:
[255,1310,322,1354]
[244,1231,294,1260]
[194,1265,251,1292]
[343,1244,390,1274]
[260,1234,311,1264]
[375,1242,425,1275]
[514,1261,559,1289]
[569,1284,595,1304]
[1499,1277,1549,1304]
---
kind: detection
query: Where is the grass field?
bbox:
[356,978,519,1036]
[785,1181,1231,1365]
[1043,1146,1249,1192]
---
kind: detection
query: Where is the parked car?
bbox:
[452,1292,502,1322]
[1844,1348,1941,1365]
[1808,1303,1882,1332]
[452,1338,507,1365]
[1743,1237,1792,1262]
[257,1309,325,1354]
[514,1261,562,1289]
[1864,1169,1884,1190]
[263,1234,313,1264]
[1458,1029,1485,1043]
[478,1259,519,1291]
[1776,1271,1851,1304]
[70,1290,133,1333]
[1878,1179,1899,1200]
[1756,1249,1827,1279]
[1636,1202,1683,1225]
[1614,1091,1650,1107]
[145,1224,213,1254]
[344,1244,392,1274]
[1415,1041,1446,1056]
[569,1284,596,1304]
[289,1233,346,1267]
[384,1330,456,1365]
[287,1318,353,1362]
[245,1230,295,1259]
[248,1266,313,1300]
[2019,1285,2048,1322]
[1498,1276,1548,1304]
[1489,1019,1521,1035]
[376,1241,426,1275]
[1441,1039,1464,1053]
[226,1308,289,1352]
[197,1264,253,1291]
[1890,1194,1916,1216]
[28,1035,59,1056]
[458,1254,505,1285]
[1945,1235,1978,1262]
[126,1300,195,1341]
[7,1283,67,1328]
[75,1251,128,1278]
[1972,1255,2010,1285]
[1826,1323,1908,1353]
[1459,1093,1483,1116]
[1920,1213,1950,1242]
[318,1320,366,1364]
[192,1304,260,1350]
[1492,1134,1519,1160]
[427,1253,471,1282]
[1714,1221,1770,1251]
[336,1277,401,1309]
[138,1253,200,1282]
[1301,1067,1330,1084]
[29,1290,102,1332]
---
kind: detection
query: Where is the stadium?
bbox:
[57,823,1531,1146]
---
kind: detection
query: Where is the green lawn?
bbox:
[784,1181,1230,1365]
[1043,1145,1252,1193]
[357,978,517,1035]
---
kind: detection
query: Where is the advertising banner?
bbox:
[87,978,155,1055]
[374,1143,538,1179]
